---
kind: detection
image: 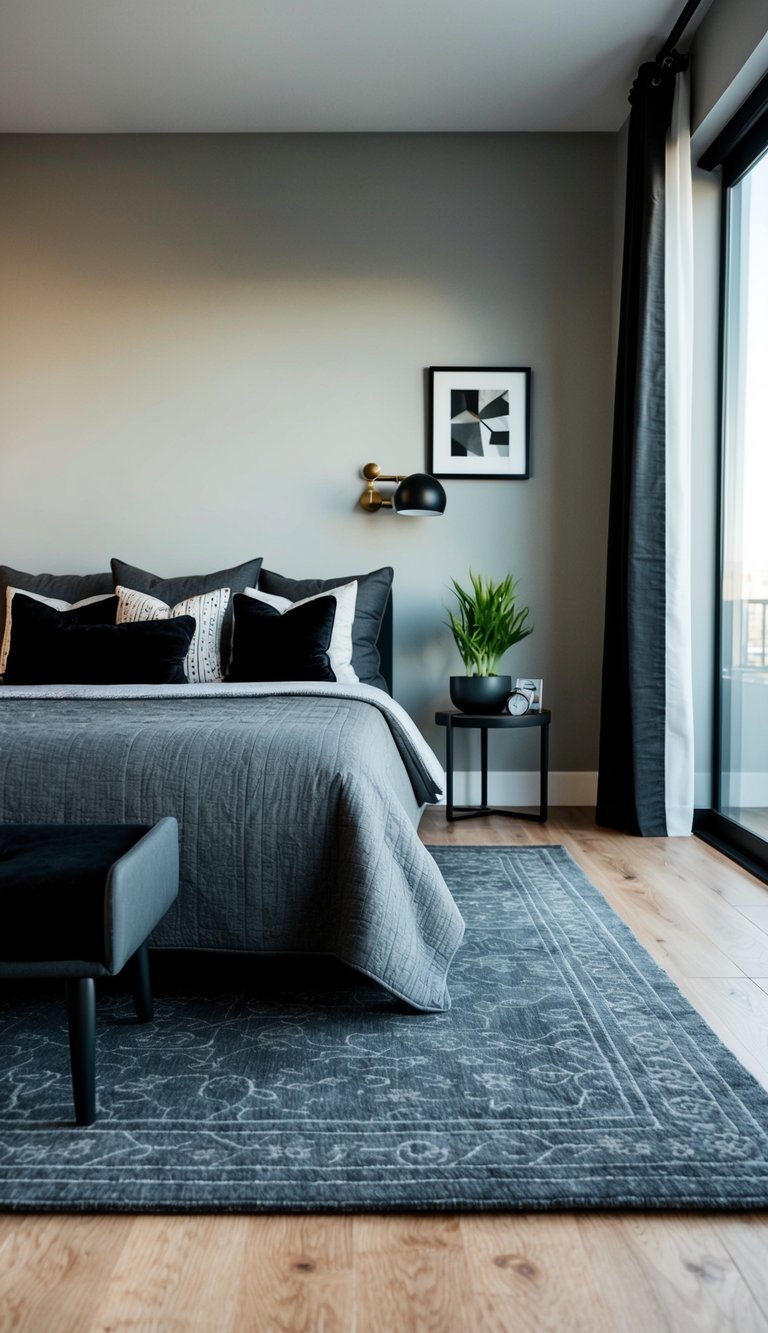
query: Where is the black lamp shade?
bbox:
[393,473,447,517]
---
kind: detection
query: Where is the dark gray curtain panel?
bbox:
[596,56,686,836]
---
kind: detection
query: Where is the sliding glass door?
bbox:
[718,145,768,849]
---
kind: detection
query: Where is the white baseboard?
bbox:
[438,770,598,807]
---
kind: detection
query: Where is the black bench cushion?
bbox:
[0,825,151,963]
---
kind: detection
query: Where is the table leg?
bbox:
[540,719,549,822]
[481,727,488,809]
[446,717,454,821]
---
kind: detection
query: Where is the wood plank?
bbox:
[578,1213,768,1333]
[731,903,768,933]
[87,1216,250,1332]
[591,837,768,974]
[716,1214,768,1320]
[354,1214,470,1332]
[621,832,768,910]
[353,1214,462,1255]
[0,1214,132,1333]
[233,1215,354,1333]
[680,976,768,1090]
[439,1292,542,1333]
[460,1212,614,1331]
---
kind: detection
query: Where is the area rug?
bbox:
[3,844,768,1213]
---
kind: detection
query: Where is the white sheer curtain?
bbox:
[664,68,695,835]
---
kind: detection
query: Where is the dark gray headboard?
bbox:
[378,594,393,695]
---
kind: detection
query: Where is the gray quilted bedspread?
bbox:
[0,688,464,1011]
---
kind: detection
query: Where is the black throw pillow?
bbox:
[227,593,337,683]
[3,591,119,676]
[258,566,393,690]
[0,566,114,652]
[3,594,196,685]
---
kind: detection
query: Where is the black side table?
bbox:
[435,709,551,823]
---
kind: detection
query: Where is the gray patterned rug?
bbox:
[2,844,768,1213]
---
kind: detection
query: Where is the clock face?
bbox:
[506,690,530,716]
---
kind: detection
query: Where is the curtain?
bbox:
[596,54,692,836]
[664,70,695,836]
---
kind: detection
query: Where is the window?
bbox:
[696,73,768,878]
[718,146,768,845]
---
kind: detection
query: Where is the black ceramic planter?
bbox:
[449,675,512,715]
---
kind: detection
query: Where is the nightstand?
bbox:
[435,709,551,823]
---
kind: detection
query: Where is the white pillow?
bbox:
[0,587,115,677]
[242,580,359,684]
[116,585,231,684]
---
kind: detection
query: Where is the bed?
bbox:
[0,561,464,1012]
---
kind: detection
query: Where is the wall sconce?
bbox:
[359,463,447,516]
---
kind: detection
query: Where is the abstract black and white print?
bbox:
[450,388,509,457]
[429,367,530,478]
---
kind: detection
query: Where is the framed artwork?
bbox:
[428,366,531,479]
[516,677,543,712]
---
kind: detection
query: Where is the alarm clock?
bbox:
[505,689,530,717]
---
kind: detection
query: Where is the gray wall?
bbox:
[0,132,615,770]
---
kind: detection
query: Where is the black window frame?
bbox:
[693,74,768,884]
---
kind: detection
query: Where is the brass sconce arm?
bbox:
[358,462,447,517]
[360,463,404,512]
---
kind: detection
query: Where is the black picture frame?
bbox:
[428,366,531,479]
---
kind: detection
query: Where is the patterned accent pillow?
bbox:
[1,586,117,678]
[116,585,231,684]
[110,557,262,673]
[242,581,359,684]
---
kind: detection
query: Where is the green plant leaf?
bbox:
[445,569,532,675]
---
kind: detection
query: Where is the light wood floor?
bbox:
[3,808,768,1332]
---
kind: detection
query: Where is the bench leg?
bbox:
[64,977,96,1127]
[130,941,154,1023]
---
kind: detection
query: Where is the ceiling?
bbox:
[0,0,707,134]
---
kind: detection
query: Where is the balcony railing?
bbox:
[742,599,768,668]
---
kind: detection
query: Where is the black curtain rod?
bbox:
[657,0,707,60]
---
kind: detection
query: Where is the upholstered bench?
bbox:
[0,818,179,1126]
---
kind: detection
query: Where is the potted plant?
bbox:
[447,570,533,714]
